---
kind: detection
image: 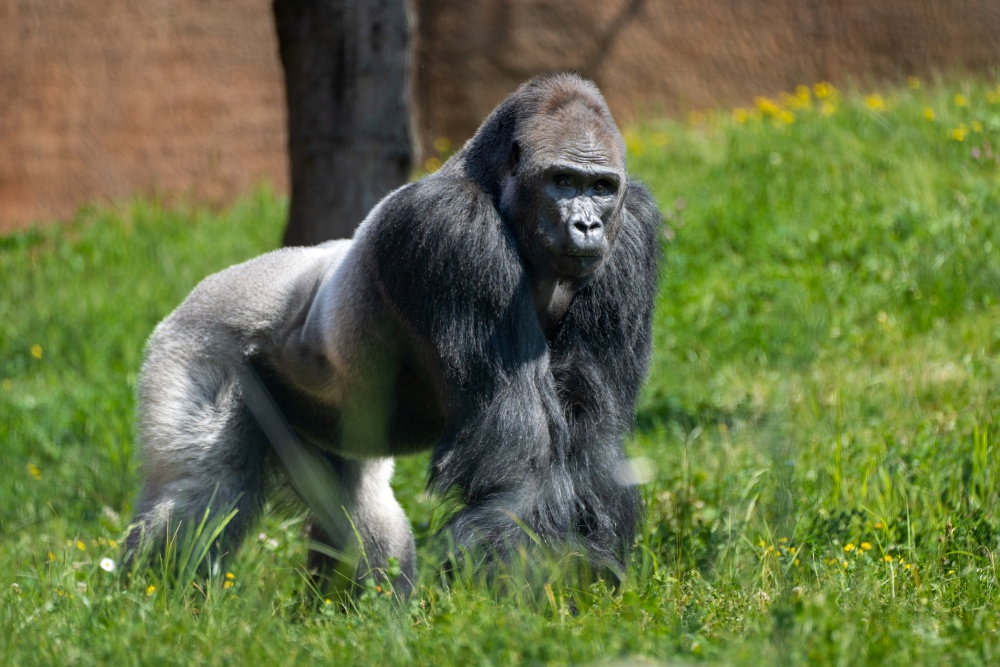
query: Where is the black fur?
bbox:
[127,73,661,594]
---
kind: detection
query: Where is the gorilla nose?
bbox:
[570,216,604,251]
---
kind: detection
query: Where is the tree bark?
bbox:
[274,0,414,245]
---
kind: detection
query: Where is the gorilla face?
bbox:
[502,103,627,283]
[540,160,622,278]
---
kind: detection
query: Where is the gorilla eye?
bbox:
[593,180,612,194]
[555,175,573,189]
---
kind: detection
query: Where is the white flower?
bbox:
[99,557,115,572]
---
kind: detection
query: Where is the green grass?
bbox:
[3,76,1000,665]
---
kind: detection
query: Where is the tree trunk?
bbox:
[274,0,414,246]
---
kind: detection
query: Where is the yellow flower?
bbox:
[27,463,42,481]
[923,107,935,121]
[860,542,872,551]
[844,543,856,553]
[813,82,835,100]
[950,124,968,142]
[874,521,884,530]
[907,76,921,90]
[776,110,795,125]
[864,94,885,111]
[820,101,837,116]
[223,580,233,589]
[76,540,86,551]
[781,88,811,110]
[972,121,983,133]
[755,96,781,116]
[884,555,894,562]
[30,344,43,360]
[795,85,812,106]
[47,551,56,561]
[146,585,156,595]
[732,108,749,124]
[225,572,235,580]
[954,93,968,107]
[432,136,451,154]
[624,130,645,156]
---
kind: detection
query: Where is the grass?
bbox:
[2,75,1000,665]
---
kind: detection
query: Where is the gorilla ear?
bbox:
[508,141,521,176]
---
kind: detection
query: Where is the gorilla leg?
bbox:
[305,455,415,598]
[126,364,270,569]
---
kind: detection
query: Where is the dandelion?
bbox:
[225,572,235,580]
[883,555,894,563]
[754,96,781,117]
[27,463,42,481]
[923,107,935,121]
[781,89,810,110]
[908,76,921,90]
[971,120,983,133]
[30,344,43,360]
[954,93,968,107]
[874,521,884,530]
[432,136,452,154]
[820,101,837,116]
[794,85,812,107]
[732,108,749,124]
[864,94,885,111]
[146,585,156,595]
[223,572,235,589]
[624,130,644,156]
[844,543,856,553]
[950,124,969,142]
[813,82,835,99]
[47,552,55,561]
[76,540,86,551]
[99,557,115,572]
[860,542,872,551]
[776,110,795,125]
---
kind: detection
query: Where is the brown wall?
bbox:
[3,0,1000,231]
[0,0,286,230]
[415,0,1000,151]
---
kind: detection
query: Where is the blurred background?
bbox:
[3,0,1000,233]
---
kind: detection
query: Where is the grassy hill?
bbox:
[2,76,999,665]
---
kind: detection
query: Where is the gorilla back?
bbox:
[128,73,661,594]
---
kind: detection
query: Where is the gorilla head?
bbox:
[501,77,627,282]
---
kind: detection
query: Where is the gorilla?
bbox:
[127,73,661,596]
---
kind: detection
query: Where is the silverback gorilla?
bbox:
[127,73,661,595]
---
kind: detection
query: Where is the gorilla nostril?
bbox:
[573,219,602,235]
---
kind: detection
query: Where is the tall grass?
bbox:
[2,76,999,665]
